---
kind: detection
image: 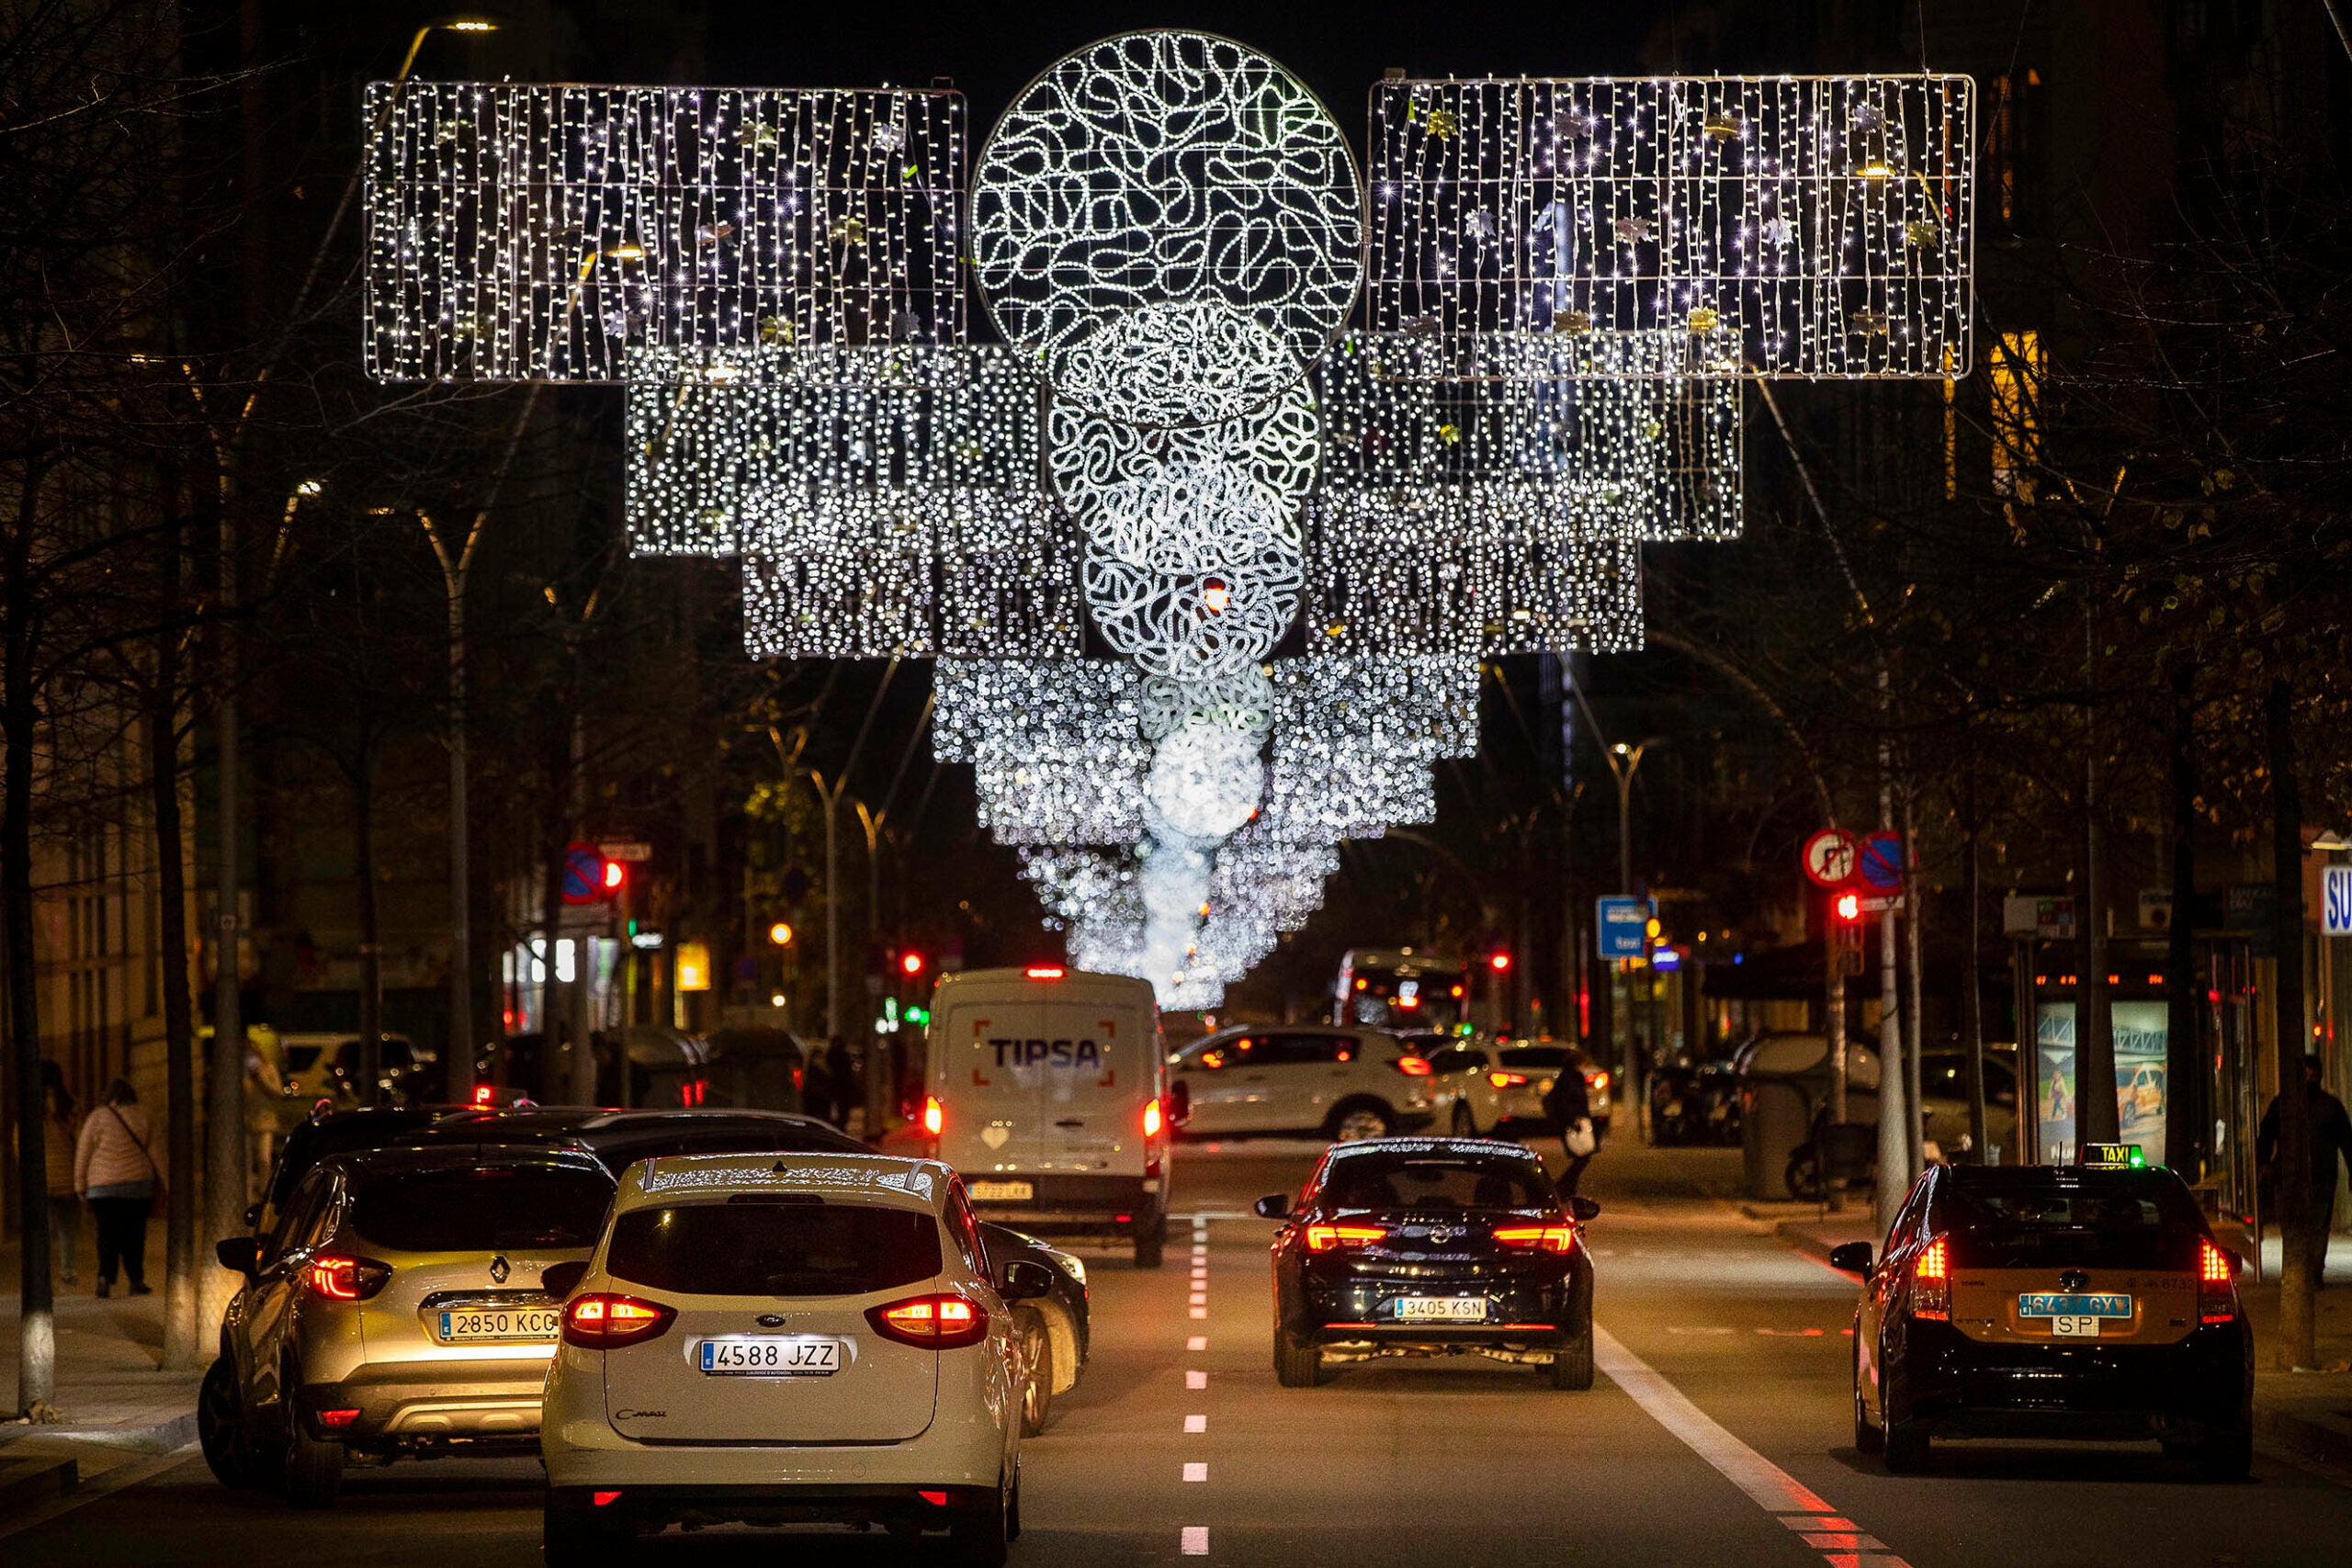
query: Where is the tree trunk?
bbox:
[150,691,200,1371]
[353,747,383,1104]
[2164,665,2202,1179]
[1964,753,1988,1162]
[2267,677,2315,1370]
[5,466,54,1414]
[1902,786,1926,1172]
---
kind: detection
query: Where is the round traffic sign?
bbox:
[1802,829,1858,887]
[560,840,605,905]
[1857,830,1904,890]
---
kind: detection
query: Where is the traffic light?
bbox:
[601,857,626,895]
[1488,951,1512,973]
[900,950,926,978]
[1831,890,1865,976]
[767,920,795,947]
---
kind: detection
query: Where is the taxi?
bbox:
[1834,1145,2253,1478]
[538,1152,1057,1564]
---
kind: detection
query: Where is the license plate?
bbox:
[969,1179,1035,1202]
[1393,1296,1488,1323]
[697,1336,842,1376]
[2051,1315,2100,1337]
[436,1307,560,1343]
[2017,1292,2132,1320]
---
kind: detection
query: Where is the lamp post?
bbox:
[1600,739,1662,1140]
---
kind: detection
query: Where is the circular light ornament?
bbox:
[970,30,1363,421]
[1146,718,1265,841]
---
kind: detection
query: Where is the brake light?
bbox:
[1487,1070,1531,1089]
[1393,1055,1433,1077]
[1026,966,1064,980]
[1493,1223,1576,1253]
[923,1096,944,1136]
[472,1083,494,1105]
[1142,1097,1163,1138]
[1910,1235,1950,1321]
[2199,1238,2236,1323]
[1304,1224,1386,1252]
[592,1491,623,1507]
[1585,1070,1610,1093]
[305,1256,391,1302]
[867,1292,989,1349]
[319,1408,361,1427]
[562,1292,677,1348]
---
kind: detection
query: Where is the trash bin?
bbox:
[1733,1032,1881,1201]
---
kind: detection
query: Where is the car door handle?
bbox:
[1054,1119,1085,1128]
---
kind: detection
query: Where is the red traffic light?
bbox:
[1488,952,1512,973]
[899,951,926,977]
[602,859,625,892]
[1835,891,1861,921]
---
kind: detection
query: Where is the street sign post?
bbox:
[1856,830,1904,891]
[560,841,606,905]
[1597,897,1651,959]
[1802,828,1858,888]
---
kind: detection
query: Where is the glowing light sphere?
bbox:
[1145,718,1266,842]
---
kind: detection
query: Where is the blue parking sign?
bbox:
[2325,864,2352,937]
[1598,897,1651,959]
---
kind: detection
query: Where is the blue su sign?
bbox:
[2325,864,2352,937]
[1597,897,1651,959]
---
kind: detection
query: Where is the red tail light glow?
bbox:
[1304,1224,1387,1252]
[472,1083,494,1105]
[1025,966,1064,979]
[1393,1055,1433,1077]
[593,1491,623,1507]
[305,1256,391,1302]
[1910,1235,1951,1321]
[562,1292,676,1348]
[867,1293,989,1349]
[1488,1070,1531,1089]
[1493,1223,1577,1253]
[1585,1070,1610,1093]
[922,1096,944,1136]
[1142,1097,1163,1138]
[2199,1238,2237,1323]
[319,1408,361,1427]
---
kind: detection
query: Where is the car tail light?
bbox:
[923,1096,944,1137]
[2199,1238,2236,1323]
[305,1256,391,1302]
[1393,1055,1433,1077]
[1493,1223,1576,1253]
[592,1491,623,1507]
[1142,1097,1163,1138]
[562,1292,676,1348]
[1025,966,1064,980]
[1487,1070,1531,1089]
[1910,1235,1951,1321]
[867,1293,989,1349]
[318,1408,361,1427]
[1303,1224,1387,1252]
[1585,1070,1610,1093]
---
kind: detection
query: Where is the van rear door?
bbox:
[935,1003,1046,1182]
[937,997,1142,1176]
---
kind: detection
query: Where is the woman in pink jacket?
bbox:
[74,1078,160,1297]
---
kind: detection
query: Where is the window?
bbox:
[345,1166,613,1253]
[606,1201,944,1297]
[1322,1154,1554,1212]
[266,1170,334,1268]
[947,1187,989,1277]
[1988,331,2043,502]
[1425,1047,1488,1077]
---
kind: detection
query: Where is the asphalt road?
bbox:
[8,1141,2350,1566]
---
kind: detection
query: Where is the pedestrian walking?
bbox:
[1544,1060,1598,1196]
[802,1044,835,1126]
[75,1077,160,1298]
[41,1061,82,1284]
[2258,1055,2352,1288]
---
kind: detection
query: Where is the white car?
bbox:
[538,1151,1055,1565]
[1167,1024,1437,1141]
[1426,1041,1613,1138]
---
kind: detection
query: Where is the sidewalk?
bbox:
[1774,1212,2352,1472]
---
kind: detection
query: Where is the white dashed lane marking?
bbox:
[1187,1369,1206,1389]
[1184,1415,1206,1433]
[1182,1462,1208,1483]
[1181,1218,1215,1556]
[1186,1335,1206,1351]
[1181,1525,1210,1555]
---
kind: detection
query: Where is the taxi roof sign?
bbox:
[2077,1142,2145,1168]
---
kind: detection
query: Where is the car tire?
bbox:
[1852,1343,1884,1455]
[1784,1150,1822,1202]
[1330,1101,1392,1143]
[1134,1216,1166,1269]
[198,1358,262,1489]
[1451,1102,1477,1137]
[1879,1351,1928,1473]
[1008,1464,1022,1541]
[281,1416,345,1509]
[951,1472,1012,1567]
[2196,1423,2252,1482]
[1273,1327,1324,1388]
[1550,1325,1595,1391]
[1015,1308,1054,1437]
[543,1497,631,1566]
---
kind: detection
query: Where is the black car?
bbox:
[1257,1136,1600,1390]
[1835,1156,2253,1476]
[397,1106,866,1175]
[980,1223,1091,1435]
[248,1107,451,1240]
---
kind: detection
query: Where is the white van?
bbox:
[922,966,1171,1268]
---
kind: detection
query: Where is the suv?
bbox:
[201,1145,615,1506]
[1168,1024,1436,1141]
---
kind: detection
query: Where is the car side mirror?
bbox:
[1569,1196,1600,1223]
[215,1236,260,1276]
[1253,1193,1291,1220]
[1827,1241,1874,1277]
[1167,1079,1192,1127]
[1000,1259,1056,1302]
[540,1260,590,1299]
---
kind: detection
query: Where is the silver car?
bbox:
[200,1145,615,1506]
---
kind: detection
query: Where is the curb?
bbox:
[0,1411,195,1455]
[0,1454,77,1517]
[1775,1220,1868,1269]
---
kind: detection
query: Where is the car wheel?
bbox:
[1332,1103,1391,1142]
[1852,1344,1884,1455]
[1008,1463,1022,1541]
[2196,1423,2252,1482]
[1550,1324,1595,1391]
[951,1472,1012,1567]
[1784,1150,1822,1202]
[1133,1216,1166,1269]
[1015,1309,1054,1437]
[1879,1349,1928,1473]
[1451,1102,1477,1137]
[1273,1327,1325,1388]
[281,1415,345,1508]
[198,1358,260,1489]
[543,1496,632,1566]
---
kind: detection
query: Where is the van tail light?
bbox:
[1142,1097,1163,1138]
[2199,1239,2237,1323]
[1393,1055,1433,1077]
[1487,1070,1531,1089]
[306,1256,391,1301]
[1025,966,1064,980]
[562,1292,677,1348]
[1493,1222,1577,1253]
[867,1293,989,1349]
[1910,1236,1951,1321]
[1303,1224,1387,1253]
[1585,1070,1610,1094]
[922,1096,944,1137]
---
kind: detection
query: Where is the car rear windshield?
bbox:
[1323,1156,1553,1212]
[605,1201,944,1297]
[1939,1173,2207,1268]
[1497,1047,1572,1070]
[346,1167,612,1252]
